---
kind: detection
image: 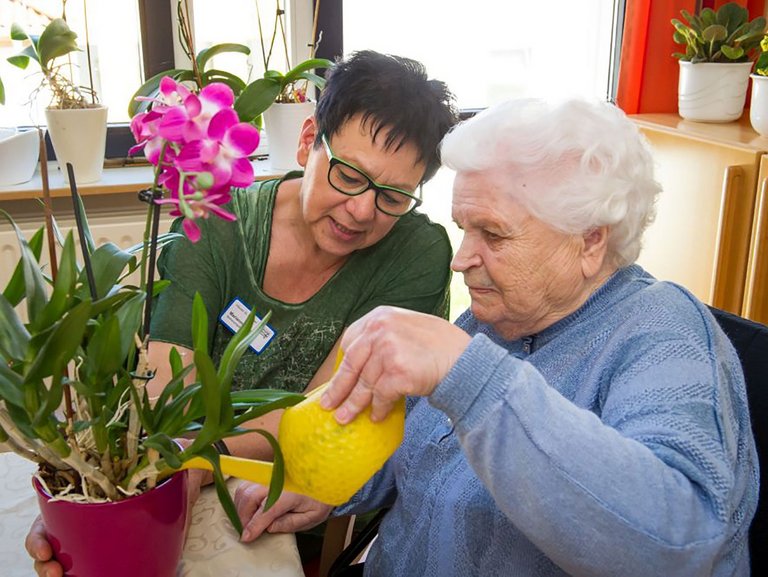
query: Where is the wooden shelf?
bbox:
[0,158,282,202]
[630,112,768,152]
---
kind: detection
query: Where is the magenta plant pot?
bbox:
[34,470,188,577]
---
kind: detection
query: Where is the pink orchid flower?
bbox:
[129,76,260,242]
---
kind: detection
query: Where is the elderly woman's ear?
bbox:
[580,225,610,278]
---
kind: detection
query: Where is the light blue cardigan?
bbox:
[335,265,759,576]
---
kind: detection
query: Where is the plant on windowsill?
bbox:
[6,16,108,183]
[671,1,767,122]
[131,0,333,171]
[0,73,302,577]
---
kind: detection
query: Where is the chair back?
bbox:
[709,307,768,574]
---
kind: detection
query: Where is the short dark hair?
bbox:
[315,50,458,184]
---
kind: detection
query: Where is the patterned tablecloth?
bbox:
[0,451,305,577]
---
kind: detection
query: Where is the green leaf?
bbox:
[37,18,80,72]
[0,77,5,105]
[702,24,728,43]
[254,429,284,511]
[125,232,183,256]
[232,392,304,426]
[78,242,136,300]
[191,293,209,356]
[716,2,748,30]
[283,58,333,85]
[10,23,29,41]
[290,72,327,92]
[0,210,48,323]
[72,191,96,255]
[721,45,745,60]
[196,43,250,71]
[186,349,220,453]
[2,227,44,307]
[142,434,183,469]
[234,77,282,122]
[127,69,185,117]
[24,300,91,383]
[0,362,25,407]
[7,54,31,69]
[218,311,271,393]
[201,69,247,95]
[0,292,31,361]
[31,232,77,333]
[113,291,145,360]
[194,446,244,534]
[82,315,124,385]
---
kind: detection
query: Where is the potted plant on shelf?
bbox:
[0,73,302,577]
[7,16,107,183]
[749,35,768,136]
[0,68,41,188]
[672,1,766,123]
[131,0,333,172]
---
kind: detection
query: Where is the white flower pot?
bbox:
[45,105,108,184]
[750,74,768,137]
[677,61,753,123]
[264,102,315,171]
[0,128,40,186]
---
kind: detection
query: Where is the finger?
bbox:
[25,516,52,562]
[369,393,399,423]
[240,492,299,542]
[267,506,328,534]
[234,482,268,527]
[335,374,376,424]
[33,560,63,577]
[321,330,373,410]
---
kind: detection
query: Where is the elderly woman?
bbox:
[235,99,759,577]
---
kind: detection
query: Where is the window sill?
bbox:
[0,158,282,201]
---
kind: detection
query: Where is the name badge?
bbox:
[219,298,276,354]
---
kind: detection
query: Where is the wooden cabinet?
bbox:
[631,113,768,324]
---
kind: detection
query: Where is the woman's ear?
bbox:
[581,225,610,278]
[296,116,318,168]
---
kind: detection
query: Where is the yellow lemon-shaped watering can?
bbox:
[179,380,405,506]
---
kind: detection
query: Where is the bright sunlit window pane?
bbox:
[191,0,293,86]
[344,0,615,108]
[0,0,143,127]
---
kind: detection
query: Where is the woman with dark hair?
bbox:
[26,50,459,577]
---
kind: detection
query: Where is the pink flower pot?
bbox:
[34,470,188,577]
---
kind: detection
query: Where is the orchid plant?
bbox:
[0,73,301,534]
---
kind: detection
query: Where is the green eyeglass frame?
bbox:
[321,133,423,217]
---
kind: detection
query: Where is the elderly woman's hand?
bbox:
[234,482,333,542]
[321,306,471,424]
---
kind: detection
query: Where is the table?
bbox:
[0,451,305,577]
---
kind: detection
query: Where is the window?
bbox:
[342,0,619,108]
[0,0,144,128]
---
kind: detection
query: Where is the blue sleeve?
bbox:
[429,318,755,576]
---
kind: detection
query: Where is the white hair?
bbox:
[440,99,661,267]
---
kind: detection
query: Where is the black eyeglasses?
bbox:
[321,133,422,217]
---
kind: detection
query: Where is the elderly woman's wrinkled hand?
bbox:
[321,306,471,424]
[233,482,333,542]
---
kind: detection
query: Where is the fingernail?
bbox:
[241,529,252,542]
[335,406,350,424]
[320,393,331,409]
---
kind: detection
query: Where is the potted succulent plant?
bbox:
[7,17,107,183]
[672,1,767,122]
[0,72,301,577]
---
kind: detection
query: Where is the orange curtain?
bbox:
[616,0,765,114]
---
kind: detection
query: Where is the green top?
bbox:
[151,174,452,393]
